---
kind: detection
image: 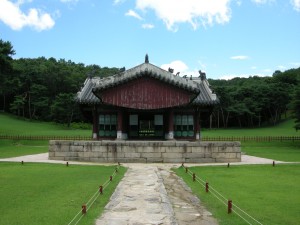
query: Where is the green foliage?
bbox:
[175,164,300,225]
[290,86,300,130]
[209,68,300,128]
[0,163,126,225]
[0,39,15,75]
[70,122,92,130]
[50,93,75,126]
[0,40,122,122]
[0,39,15,111]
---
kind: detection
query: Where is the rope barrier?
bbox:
[67,165,120,225]
[67,210,82,225]
[86,168,119,213]
[232,208,253,225]
[181,164,263,225]
[73,214,84,225]
[232,203,263,225]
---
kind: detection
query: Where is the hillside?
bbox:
[0,112,298,138]
[0,113,90,137]
[202,119,299,137]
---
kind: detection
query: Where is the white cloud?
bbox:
[277,65,286,70]
[198,60,207,70]
[251,66,257,69]
[135,0,232,31]
[161,60,200,77]
[142,23,154,29]
[114,0,126,5]
[60,0,78,3]
[236,0,242,6]
[289,62,300,67]
[251,0,274,4]
[219,74,250,80]
[230,55,249,60]
[291,0,300,11]
[0,0,55,31]
[161,60,189,73]
[263,68,272,73]
[125,9,143,20]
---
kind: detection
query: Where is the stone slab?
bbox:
[48,140,241,163]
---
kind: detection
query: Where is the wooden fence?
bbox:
[0,134,299,142]
[0,135,91,141]
[201,136,300,142]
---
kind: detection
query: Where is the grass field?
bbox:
[0,113,299,225]
[0,140,48,158]
[242,141,300,162]
[202,119,299,137]
[0,162,126,225]
[1,113,298,138]
[0,113,90,137]
[1,113,299,160]
[175,164,300,225]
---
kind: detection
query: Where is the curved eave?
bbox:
[191,99,220,106]
[76,99,101,105]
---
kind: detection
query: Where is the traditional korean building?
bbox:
[76,55,218,140]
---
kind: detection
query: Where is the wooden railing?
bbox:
[0,135,91,141]
[0,134,299,142]
[201,136,300,142]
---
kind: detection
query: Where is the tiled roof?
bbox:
[191,78,219,106]
[76,63,218,106]
[76,77,100,104]
[92,62,200,94]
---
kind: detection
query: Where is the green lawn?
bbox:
[0,162,126,225]
[0,113,90,137]
[242,141,300,162]
[0,140,48,158]
[202,119,299,137]
[175,164,300,225]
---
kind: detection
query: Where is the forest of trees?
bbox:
[1,39,299,130]
[208,69,300,129]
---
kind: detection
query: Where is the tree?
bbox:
[50,93,76,127]
[10,94,25,117]
[0,39,15,111]
[291,86,300,131]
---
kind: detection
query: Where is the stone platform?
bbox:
[49,140,241,163]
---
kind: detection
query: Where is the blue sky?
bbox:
[0,0,300,79]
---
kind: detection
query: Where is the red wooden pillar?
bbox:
[117,110,123,139]
[194,110,200,140]
[166,109,174,140]
[92,108,98,139]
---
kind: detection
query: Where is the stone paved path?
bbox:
[95,164,218,225]
[0,153,285,165]
[95,164,178,225]
[158,166,218,225]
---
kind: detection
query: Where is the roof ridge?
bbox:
[92,62,200,94]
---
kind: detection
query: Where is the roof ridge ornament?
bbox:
[145,54,149,63]
[199,70,206,80]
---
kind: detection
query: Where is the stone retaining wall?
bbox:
[49,140,241,163]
